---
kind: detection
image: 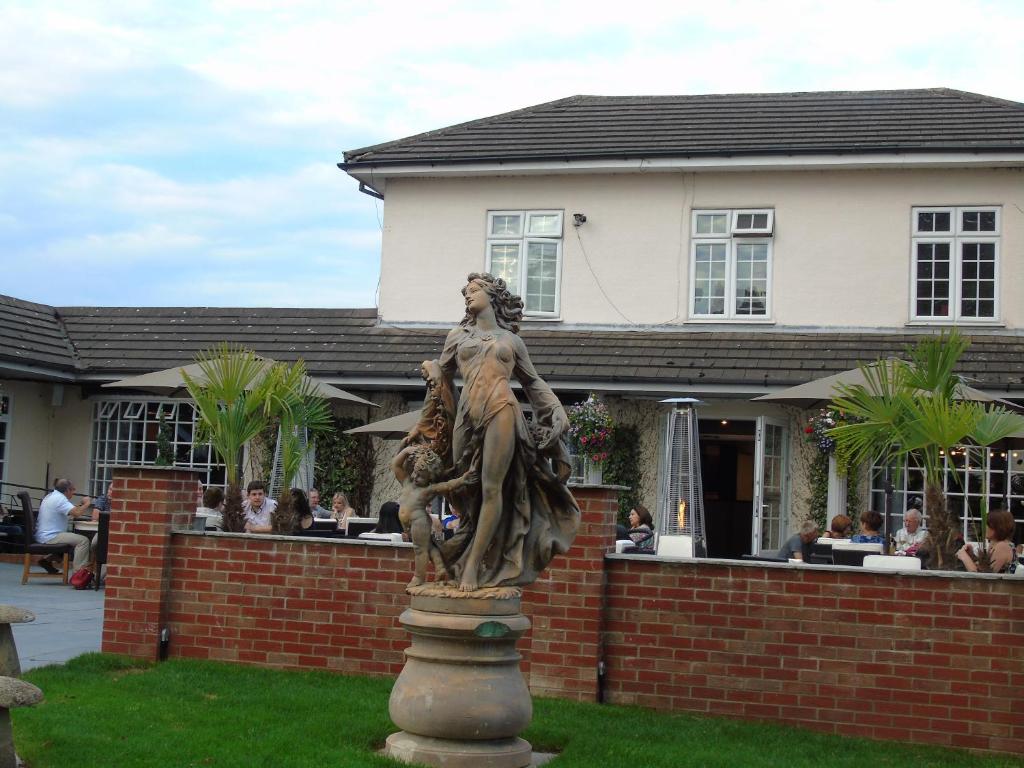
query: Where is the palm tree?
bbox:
[182,345,279,532]
[828,330,1024,569]
[266,360,334,533]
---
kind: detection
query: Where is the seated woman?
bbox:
[895,507,928,554]
[625,505,655,552]
[331,492,356,532]
[851,510,884,544]
[825,514,853,539]
[956,508,1016,573]
[369,500,408,540]
[196,486,225,531]
[291,489,314,533]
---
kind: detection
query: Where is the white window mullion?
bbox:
[727,241,738,317]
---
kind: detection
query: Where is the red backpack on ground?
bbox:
[70,568,94,590]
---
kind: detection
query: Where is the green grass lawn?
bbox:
[13,654,1024,768]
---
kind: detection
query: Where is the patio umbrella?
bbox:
[102,358,378,407]
[752,359,1014,408]
[344,409,420,439]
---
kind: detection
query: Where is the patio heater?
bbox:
[268,426,314,497]
[659,398,707,556]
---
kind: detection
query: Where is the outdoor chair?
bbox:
[831,541,883,567]
[310,518,340,531]
[93,511,111,590]
[807,541,835,565]
[18,491,73,585]
[862,554,921,572]
[346,519,378,538]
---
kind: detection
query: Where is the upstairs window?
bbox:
[486,210,563,316]
[690,209,773,319]
[911,207,1000,322]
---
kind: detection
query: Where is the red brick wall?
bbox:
[101,475,1024,754]
[521,487,617,700]
[166,532,414,674]
[101,476,616,693]
[603,557,1024,754]
[102,467,200,659]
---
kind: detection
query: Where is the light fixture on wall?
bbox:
[572,213,587,227]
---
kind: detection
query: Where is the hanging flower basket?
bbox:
[567,394,614,483]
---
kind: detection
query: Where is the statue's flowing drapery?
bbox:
[435,325,579,588]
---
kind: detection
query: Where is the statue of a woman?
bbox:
[422,273,579,592]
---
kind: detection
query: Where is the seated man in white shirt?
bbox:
[309,488,332,519]
[35,478,93,573]
[895,507,928,554]
[242,480,277,533]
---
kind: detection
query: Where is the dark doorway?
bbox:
[700,419,756,559]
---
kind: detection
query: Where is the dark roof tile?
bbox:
[343,89,1024,166]
[0,295,78,371]
[3,294,1024,393]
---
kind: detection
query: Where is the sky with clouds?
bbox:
[3,0,1022,309]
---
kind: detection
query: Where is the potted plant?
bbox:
[183,344,280,533]
[566,394,614,484]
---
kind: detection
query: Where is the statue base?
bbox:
[385,590,533,768]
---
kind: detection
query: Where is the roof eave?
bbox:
[341,143,1024,170]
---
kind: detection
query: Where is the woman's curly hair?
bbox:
[460,272,524,334]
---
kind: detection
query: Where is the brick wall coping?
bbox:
[605,551,1024,582]
[108,464,206,474]
[567,482,629,490]
[173,529,414,549]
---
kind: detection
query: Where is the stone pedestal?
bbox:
[385,592,533,768]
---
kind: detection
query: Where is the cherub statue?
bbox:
[391,444,476,588]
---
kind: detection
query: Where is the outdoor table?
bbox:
[73,520,98,534]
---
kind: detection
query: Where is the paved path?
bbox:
[0,561,104,670]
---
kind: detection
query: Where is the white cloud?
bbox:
[2,0,1022,308]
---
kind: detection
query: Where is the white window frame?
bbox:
[910,206,1001,324]
[731,209,774,236]
[690,209,774,321]
[485,209,563,318]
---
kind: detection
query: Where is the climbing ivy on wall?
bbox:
[604,424,644,526]
[313,415,378,516]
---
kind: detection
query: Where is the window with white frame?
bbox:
[486,210,562,316]
[90,400,226,495]
[690,209,773,319]
[871,445,1024,543]
[911,206,1000,322]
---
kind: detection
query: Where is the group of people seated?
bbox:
[195,481,360,534]
[193,480,462,542]
[777,503,1020,573]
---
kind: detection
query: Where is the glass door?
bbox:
[752,416,789,554]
